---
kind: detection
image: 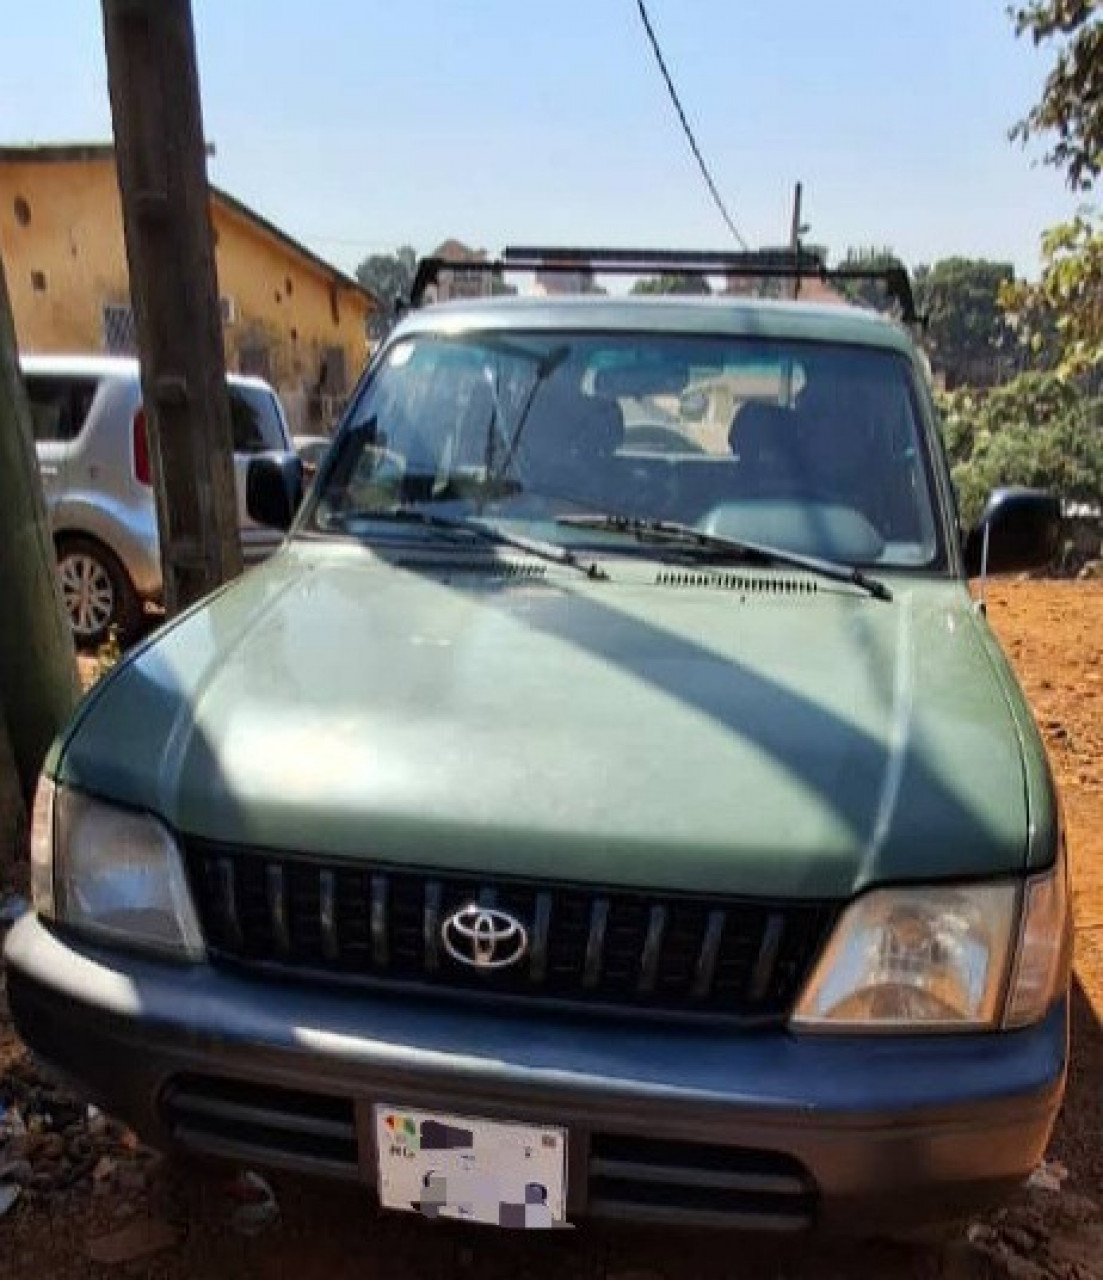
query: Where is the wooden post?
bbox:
[0,256,79,827]
[101,0,242,615]
[0,704,26,873]
[789,181,803,300]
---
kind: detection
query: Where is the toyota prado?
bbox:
[6,249,1071,1235]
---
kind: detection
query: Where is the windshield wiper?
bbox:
[338,507,609,580]
[556,513,891,601]
[486,345,570,491]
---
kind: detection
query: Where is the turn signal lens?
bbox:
[1004,842,1071,1029]
[30,774,56,919]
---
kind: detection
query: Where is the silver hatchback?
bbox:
[21,354,296,646]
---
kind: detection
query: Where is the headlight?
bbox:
[38,783,204,961]
[792,883,1018,1031]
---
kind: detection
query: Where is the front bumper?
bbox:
[4,915,1067,1234]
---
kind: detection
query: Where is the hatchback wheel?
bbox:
[56,538,141,648]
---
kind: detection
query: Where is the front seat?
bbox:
[515,382,624,508]
[792,377,887,526]
[728,401,811,497]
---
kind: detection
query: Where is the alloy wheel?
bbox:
[58,552,116,639]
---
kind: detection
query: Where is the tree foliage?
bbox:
[833,246,901,311]
[355,246,417,312]
[837,250,1022,387]
[938,372,1103,524]
[631,274,711,295]
[1000,210,1103,375]
[1010,0,1103,190]
[920,258,1019,387]
[1003,2,1103,375]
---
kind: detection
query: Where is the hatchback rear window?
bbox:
[229,385,285,453]
[24,375,99,443]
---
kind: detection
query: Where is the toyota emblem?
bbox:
[441,903,528,970]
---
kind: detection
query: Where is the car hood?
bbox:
[60,542,1033,899]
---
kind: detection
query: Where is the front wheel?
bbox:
[56,537,142,649]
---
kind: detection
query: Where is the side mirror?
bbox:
[246,455,304,531]
[963,487,1061,577]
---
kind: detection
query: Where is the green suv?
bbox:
[6,250,1071,1234]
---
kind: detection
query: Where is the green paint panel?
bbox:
[58,540,1055,900]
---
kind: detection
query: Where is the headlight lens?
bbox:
[1004,841,1071,1029]
[792,883,1018,1030]
[51,786,204,961]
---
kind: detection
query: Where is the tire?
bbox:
[55,536,142,649]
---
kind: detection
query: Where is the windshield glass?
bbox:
[309,331,942,569]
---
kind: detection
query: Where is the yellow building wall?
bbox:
[0,159,131,353]
[211,200,370,417]
[0,157,372,429]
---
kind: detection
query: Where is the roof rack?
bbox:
[407,246,920,324]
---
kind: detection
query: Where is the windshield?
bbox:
[309,331,942,569]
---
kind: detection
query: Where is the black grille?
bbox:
[588,1134,816,1230]
[184,843,834,1020]
[162,1075,359,1180]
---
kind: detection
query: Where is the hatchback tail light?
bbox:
[133,407,152,486]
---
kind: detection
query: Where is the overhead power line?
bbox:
[634,0,748,249]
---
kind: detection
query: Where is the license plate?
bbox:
[373,1105,568,1229]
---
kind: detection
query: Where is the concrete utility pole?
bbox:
[0,257,79,834]
[101,0,242,615]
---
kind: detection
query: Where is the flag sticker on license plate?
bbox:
[374,1106,568,1229]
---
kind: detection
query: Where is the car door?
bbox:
[22,374,100,519]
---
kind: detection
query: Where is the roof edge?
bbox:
[210,185,376,306]
[0,143,116,164]
[0,142,376,308]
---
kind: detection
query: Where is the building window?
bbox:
[285,276,293,297]
[102,303,137,354]
[13,196,31,227]
[329,282,340,326]
[30,270,47,292]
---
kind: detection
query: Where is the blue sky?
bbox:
[0,0,1083,277]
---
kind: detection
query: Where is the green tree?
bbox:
[1010,0,1103,190]
[631,274,711,295]
[921,258,1019,387]
[1001,210,1103,376]
[938,374,1103,525]
[1004,2,1102,377]
[837,251,1021,386]
[834,246,901,311]
[355,246,417,313]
